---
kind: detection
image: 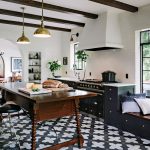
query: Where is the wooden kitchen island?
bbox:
[0,82,96,150]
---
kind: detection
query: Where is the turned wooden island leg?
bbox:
[74,98,84,148]
[31,109,37,150]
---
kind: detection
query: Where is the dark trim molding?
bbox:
[0,19,71,32]
[89,0,138,12]
[2,0,98,19]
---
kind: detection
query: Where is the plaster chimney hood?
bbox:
[78,12,123,51]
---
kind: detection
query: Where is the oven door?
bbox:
[79,92,104,118]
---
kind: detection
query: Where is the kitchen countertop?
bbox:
[51,77,79,82]
[51,77,135,87]
[103,83,135,87]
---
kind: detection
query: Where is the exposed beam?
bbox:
[0,8,85,27]
[0,19,71,32]
[89,0,138,12]
[2,0,98,19]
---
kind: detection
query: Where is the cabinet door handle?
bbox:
[109,110,112,113]
[109,97,112,100]
[109,88,112,91]
[94,102,97,105]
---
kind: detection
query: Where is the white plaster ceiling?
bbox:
[0,0,150,31]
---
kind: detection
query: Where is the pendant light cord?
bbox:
[41,0,44,27]
[22,7,25,35]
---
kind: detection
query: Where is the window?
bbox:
[140,30,150,94]
[74,43,83,70]
[70,43,84,70]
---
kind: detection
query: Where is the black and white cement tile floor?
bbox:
[0,113,150,150]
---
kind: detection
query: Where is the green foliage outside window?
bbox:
[141,31,150,44]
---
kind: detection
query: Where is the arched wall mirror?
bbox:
[0,54,5,78]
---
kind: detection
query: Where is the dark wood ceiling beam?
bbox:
[0,19,71,32]
[0,9,85,27]
[2,0,98,19]
[89,0,138,12]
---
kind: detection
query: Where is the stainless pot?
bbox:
[102,71,116,82]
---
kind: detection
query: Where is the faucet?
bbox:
[73,64,77,77]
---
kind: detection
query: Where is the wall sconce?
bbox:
[70,33,79,42]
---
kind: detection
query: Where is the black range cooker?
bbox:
[77,79,117,118]
[76,79,105,118]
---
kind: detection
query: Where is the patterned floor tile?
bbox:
[0,114,150,150]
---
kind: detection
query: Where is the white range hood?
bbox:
[78,12,123,51]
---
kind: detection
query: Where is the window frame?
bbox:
[140,30,150,93]
[73,43,84,70]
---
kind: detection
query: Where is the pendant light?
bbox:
[17,7,30,44]
[34,0,51,38]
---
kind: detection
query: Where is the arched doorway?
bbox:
[0,39,22,81]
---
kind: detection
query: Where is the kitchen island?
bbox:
[0,82,97,150]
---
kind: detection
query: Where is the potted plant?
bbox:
[75,50,88,80]
[75,50,88,62]
[48,60,62,77]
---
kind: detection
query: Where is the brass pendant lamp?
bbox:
[17,7,30,44]
[34,0,51,38]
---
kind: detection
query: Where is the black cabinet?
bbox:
[79,93,104,118]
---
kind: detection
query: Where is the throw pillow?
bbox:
[134,98,150,115]
[121,95,141,114]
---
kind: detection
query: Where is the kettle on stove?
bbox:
[102,71,116,82]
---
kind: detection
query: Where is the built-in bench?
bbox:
[104,85,150,140]
[119,112,150,140]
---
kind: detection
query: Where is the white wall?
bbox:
[61,4,150,93]
[0,24,63,82]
